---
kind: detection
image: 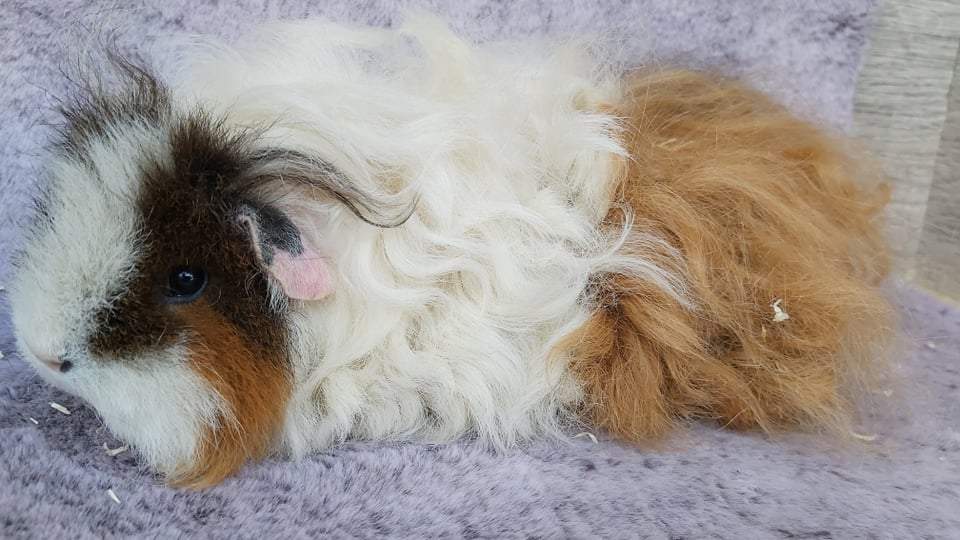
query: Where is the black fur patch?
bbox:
[229,148,418,229]
[88,110,290,360]
[58,56,170,160]
[236,202,305,266]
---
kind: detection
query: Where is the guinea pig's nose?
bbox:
[41,356,72,373]
[29,346,73,373]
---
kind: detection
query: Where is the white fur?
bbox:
[9,120,227,475]
[174,16,687,456]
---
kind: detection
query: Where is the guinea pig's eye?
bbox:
[165,266,207,303]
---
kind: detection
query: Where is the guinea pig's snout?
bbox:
[51,359,74,373]
[27,344,74,373]
[40,355,73,374]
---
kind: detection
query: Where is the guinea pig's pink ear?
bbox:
[237,206,334,301]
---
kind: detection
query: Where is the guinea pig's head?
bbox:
[8,62,388,487]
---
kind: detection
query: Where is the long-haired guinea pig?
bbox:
[9,15,894,487]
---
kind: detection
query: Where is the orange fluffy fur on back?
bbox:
[562,70,894,441]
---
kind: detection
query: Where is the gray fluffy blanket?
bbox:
[2,1,958,538]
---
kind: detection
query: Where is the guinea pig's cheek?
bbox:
[68,349,224,482]
[171,302,291,488]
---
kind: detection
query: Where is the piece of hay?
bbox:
[28,417,39,425]
[771,299,790,322]
[49,402,71,415]
[104,444,129,457]
[106,489,121,505]
[850,431,878,442]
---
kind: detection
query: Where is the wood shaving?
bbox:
[106,488,121,505]
[573,432,599,444]
[104,445,129,457]
[771,299,790,322]
[28,417,39,425]
[850,431,878,442]
[49,402,71,415]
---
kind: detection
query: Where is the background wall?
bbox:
[854,0,960,300]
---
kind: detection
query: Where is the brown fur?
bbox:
[560,70,894,441]
[171,301,290,488]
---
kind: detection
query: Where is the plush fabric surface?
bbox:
[5,1,957,538]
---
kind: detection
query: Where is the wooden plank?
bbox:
[916,50,960,300]
[852,0,960,277]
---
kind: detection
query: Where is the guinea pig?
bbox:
[9,15,894,487]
